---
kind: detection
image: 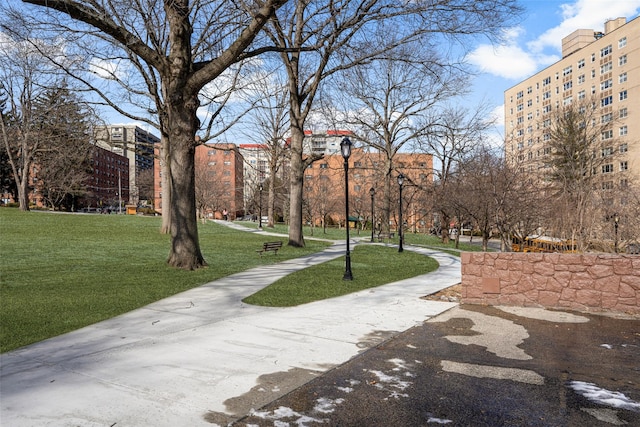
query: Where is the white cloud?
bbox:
[89,58,127,80]
[468,42,540,79]
[530,0,640,53]
[469,0,640,81]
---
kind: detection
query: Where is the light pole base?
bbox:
[343,253,353,280]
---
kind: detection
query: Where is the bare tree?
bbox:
[241,68,290,228]
[0,34,74,211]
[334,47,466,233]
[10,0,288,269]
[265,0,522,247]
[544,96,621,250]
[416,104,494,243]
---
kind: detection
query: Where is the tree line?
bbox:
[4,0,634,268]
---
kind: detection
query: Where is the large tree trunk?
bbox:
[17,179,29,211]
[165,97,206,269]
[288,125,305,247]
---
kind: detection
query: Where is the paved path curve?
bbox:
[0,222,460,426]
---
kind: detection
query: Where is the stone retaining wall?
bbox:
[460,252,640,315]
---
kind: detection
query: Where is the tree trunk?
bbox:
[383,160,392,233]
[165,99,206,269]
[287,125,305,247]
[267,185,275,228]
[160,134,172,234]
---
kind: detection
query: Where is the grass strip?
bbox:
[243,244,439,307]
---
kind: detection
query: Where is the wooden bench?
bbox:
[376,232,395,242]
[257,241,283,256]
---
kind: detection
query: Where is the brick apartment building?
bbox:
[95,125,158,206]
[86,145,130,210]
[304,147,433,231]
[153,142,244,219]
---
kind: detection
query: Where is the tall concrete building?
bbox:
[95,125,158,205]
[504,16,639,189]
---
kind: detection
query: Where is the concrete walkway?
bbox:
[0,223,460,426]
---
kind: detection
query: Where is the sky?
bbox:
[469,0,640,141]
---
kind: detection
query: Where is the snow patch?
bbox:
[314,397,345,413]
[569,381,640,412]
[427,417,453,424]
[600,344,613,349]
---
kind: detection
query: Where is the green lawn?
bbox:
[0,209,329,352]
[243,244,439,307]
[1,210,460,353]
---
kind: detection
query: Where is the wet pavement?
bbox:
[237,305,640,427]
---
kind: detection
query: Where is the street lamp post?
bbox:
[614,213,620,253]
[397,173,404,253]
[369,187,375,243]
[341,137,353,280]
[258,183,263,229]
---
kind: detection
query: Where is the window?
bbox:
[577,90,585,100]
[517,103,524,111]
[601,145,613,156]
[620,107,628,118]
[601,113,612,123]
[542,76,551,86]
[577,59,585,68]
[619,143,628,153]
[208,161,216,166]
[578,74,585,84]
[563,96,573,106]
[620,161,628,172]
[619,90,627,101]
[542,91,551,100]
[224,150,230,155]
[619,55,627,66]
[602,164,614,174]
[619,72,627,83]
[516,90,524,99]
[602,181,614,190]
[591,53,596,62]
[619,37,627,48]
[620,179,628,188]
[601,96,612,107]
[619,126,627,136]
[563,81,573,91]
[591,69,596,78]
[600,44,612,57]
[223,161,231,166]
[600,62,612,74]
[543,105,552,113]
[320,163,328,169]
[563,66,572,76]
[600,79,612,90]
[223,170,231,176]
